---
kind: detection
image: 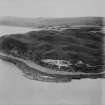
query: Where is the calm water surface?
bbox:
[0,26,104,105]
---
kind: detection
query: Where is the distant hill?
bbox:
[0,16,103,29]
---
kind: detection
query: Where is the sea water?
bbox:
[0,25,103,105]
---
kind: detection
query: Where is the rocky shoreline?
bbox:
[0,53,104,83]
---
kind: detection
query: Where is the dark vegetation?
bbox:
[0,26,104,73]
[1,37,28,58]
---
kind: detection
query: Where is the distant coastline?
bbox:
[0,16,103,30]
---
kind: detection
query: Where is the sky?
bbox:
[0,0,104,18]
